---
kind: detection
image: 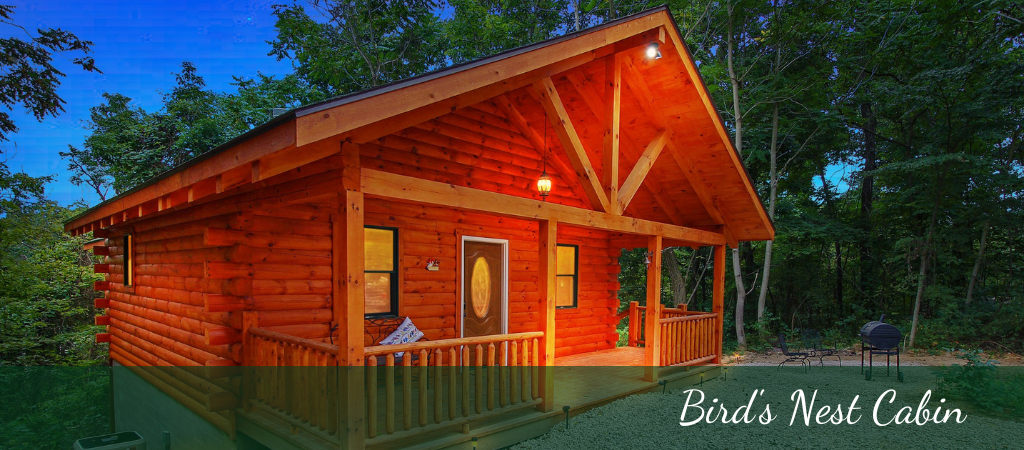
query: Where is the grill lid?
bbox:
[860,316,901,350]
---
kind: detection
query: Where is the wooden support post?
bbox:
[712,244,726,364]
[603,55,621,212]
[333,159,365,448]
[627,301,639,347]
[537,219,557,412]
[644,235,663,382]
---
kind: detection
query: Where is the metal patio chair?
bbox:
[777,332,809,371]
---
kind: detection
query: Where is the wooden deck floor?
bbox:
[557,346,646,366]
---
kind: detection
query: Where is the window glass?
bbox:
[556,277,575,307]
[556,245,576,275]
[556,244,578,308]
[364,273,392,315]
[365,228,394,271]
[124,234,134,287]
[364,226,398,317]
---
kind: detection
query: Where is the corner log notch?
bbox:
[360,168,723,246]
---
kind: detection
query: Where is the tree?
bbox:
[0,4,99,213]
[444,0,568,65]
[0,5,99,141]
[269,0,447,96]
[62,63,322,197]
[0,201,103,365]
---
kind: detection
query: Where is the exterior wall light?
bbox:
[646,42,662,59]
[537,172,552,198]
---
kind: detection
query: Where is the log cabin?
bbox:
[65,7,773,450]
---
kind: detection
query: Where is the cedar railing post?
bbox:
[644,235,663,382]
[627,301,639,347]
[712,244,726,364]
[334,142,366,449]
[537,219,557,412]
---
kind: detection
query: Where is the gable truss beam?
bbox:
[563,71,685,224]
[492,95,594,209]
[620,56,730,229]
[618,129,668,213]
[531,77,611,213]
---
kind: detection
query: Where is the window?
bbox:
[556,244,578,308]
[123,234,134,287]
[364,226,399,317]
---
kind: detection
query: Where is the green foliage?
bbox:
[61,64,327,198]
[0,4,100,140]
[0,367,111,449]
[0,202,105,366]
[649,0,1024,352]
[444,0,568,64]
[935,350,1024,420]
[269,0,447,95]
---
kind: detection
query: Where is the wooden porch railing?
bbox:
[623,301,718,366]
[659,312,717,366]
[244,327,340,440]
[241,327,546,444]
[363,331,543,440]
[626,301,647,346]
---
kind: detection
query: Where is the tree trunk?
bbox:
[757,101,780,321]
[909,192,942,348]
[726,3,743,152]
[574,0,580,31]
[663,248,687,307]
[965,220,990,306]
[835,241,843,319]
[732,247,747,350]
[725,2,746,350]
[859,102,877,304]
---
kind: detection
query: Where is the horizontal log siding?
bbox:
[364,199,619,357]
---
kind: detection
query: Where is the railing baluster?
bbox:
[499,342,508,407]
[487,343,496,411]
[403,352,412,431]
[385,354,395,435]
[448,347,457,420]
[509,340,518,405]
[531,338,539,400]
[461,345,470,417]
[520,339,529,403]
[367,356,378,438]
[418,349,428,427]
[433,348,443,423]
[474,344,483,414]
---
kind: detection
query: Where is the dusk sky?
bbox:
[4,0,294,206]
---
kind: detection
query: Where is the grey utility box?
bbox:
[73,431,146,450]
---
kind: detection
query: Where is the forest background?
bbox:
[2,0,1022,371]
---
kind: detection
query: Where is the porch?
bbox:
[234,300,719,450]
[236,345,718,450]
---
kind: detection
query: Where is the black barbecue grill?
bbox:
[860,315,903,381]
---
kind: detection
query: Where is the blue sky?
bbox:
[3,0,293,206]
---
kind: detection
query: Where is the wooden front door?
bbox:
[461,237,508,338]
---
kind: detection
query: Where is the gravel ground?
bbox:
[511,366,1024,449]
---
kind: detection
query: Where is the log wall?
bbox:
[364,199,620,357]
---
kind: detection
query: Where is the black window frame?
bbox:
[364,225,399,318]
[555,243,579,309]
[123,234,134,287]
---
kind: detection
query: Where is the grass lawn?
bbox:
[513,365,1024,449]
